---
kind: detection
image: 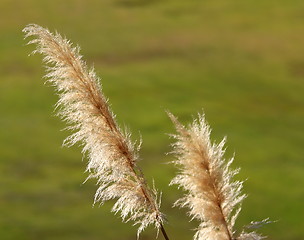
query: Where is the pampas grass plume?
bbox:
[23,24,166,237]
[168,112,265,240]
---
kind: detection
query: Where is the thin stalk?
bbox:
[160,223,170,240]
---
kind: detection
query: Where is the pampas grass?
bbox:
[23,24,167,238]
[168,112,266,240]
[23,24,269,240]
[168,112,244,240]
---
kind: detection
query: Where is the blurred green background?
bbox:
[0,0,303,239]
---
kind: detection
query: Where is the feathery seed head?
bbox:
[168,112,246,240]
[23,24,164,236]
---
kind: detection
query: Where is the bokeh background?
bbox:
[1,0,303,239]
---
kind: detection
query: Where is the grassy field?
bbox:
[1,0,304,239]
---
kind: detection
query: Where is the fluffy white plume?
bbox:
[168,112,247,240]
[23,24,165,237]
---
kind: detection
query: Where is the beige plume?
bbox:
[23,24,167,238]
[168,112,265,240]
